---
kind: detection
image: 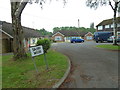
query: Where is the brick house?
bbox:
[96,17,120,38]
[0,21,42,53]
[84,32,93,41]
[52,30,93,42]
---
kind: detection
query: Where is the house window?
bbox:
[66,37,71,40]
[32,38,36,44]
[98,26,103,30]
[23,39,26,47]
[55,36,62,41]
[117,23,120,27]
[111,24,114,28]
[117,32,120,38]
[105,25,110,28]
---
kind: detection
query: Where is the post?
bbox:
[78,19,80,28]
[32,57,38,73]
[44,53,49,70]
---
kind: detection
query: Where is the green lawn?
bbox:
[96,44,120,50]
[2,50,68,88]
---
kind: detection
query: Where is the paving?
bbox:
[51,41,119,88]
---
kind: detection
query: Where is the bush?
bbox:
[36,38,51,53]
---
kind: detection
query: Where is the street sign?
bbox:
[29,45,44,73]
[29,45,44,57]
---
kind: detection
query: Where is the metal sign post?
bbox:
[29,45,49,71]
[32,57,38,73]
[30,45,44,73]
[44,53,49,70]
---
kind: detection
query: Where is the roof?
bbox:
[1,21,41,38]
[53,30,88,37]
[96,17,120,27]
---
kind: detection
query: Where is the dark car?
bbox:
[94,32,113,43]
[71,38,84,43]
[107,36,120,42]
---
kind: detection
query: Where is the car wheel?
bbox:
[96,41,98,43]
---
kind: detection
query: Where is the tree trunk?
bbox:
[113,2,118,45]
[11,2,27,60]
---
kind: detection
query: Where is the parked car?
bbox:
[107,36,120,42]
[71,38,84,43]
[94,32,113,43]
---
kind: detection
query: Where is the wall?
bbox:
[1,32,13,53]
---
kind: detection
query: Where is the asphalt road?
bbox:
[51,41,119,88]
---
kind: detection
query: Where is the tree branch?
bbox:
[15,0,29,18]
[109,1,114,10]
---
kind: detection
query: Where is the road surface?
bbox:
[51,41,119,88]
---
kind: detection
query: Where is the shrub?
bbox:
[36,38,51,53]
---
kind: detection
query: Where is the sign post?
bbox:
[29,45,44,73]
[43,53,49,70]
[32,57,38,73]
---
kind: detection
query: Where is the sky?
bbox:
[0,0,119,32]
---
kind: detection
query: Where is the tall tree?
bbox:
[10,0,66,60]
[10,0,29,60]
[86,0,120,45]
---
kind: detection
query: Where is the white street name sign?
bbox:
[30,45,44,57]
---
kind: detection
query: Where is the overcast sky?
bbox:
[0,0,119,32]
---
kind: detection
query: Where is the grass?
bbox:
[96,44,120,50]
[1,50,68,88]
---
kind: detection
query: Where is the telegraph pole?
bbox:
[78,19,80,28]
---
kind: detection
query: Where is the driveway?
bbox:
[51,41,119,88]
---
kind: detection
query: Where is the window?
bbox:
[117,32,120,38]
[117,23,120,27]
[32,38,36,44]
[66,37,71,40]
[55,36,62,41]
[98,26,103,30]
[105,25,110,28]
[111,24,113,28]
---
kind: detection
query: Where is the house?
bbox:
[52,30,93,42]
[84,32,93,41]
[0,21,42,53]
[96,17,120,38]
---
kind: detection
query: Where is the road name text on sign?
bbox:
[30,46,44,57]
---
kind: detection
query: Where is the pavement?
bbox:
[51,41,119,88]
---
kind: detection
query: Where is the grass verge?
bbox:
[96,44,120,50]
[2,50,68,88]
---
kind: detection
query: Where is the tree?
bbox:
[10,0,66,60]
[86,0,120,45]
[38,28,52,36]
[10,0,29,60]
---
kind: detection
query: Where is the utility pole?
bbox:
[78,19,80,28]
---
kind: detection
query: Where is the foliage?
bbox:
[36,39,51,53]
[53,26,96,33]
[37,28,52,36]
[2,50,68,88]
